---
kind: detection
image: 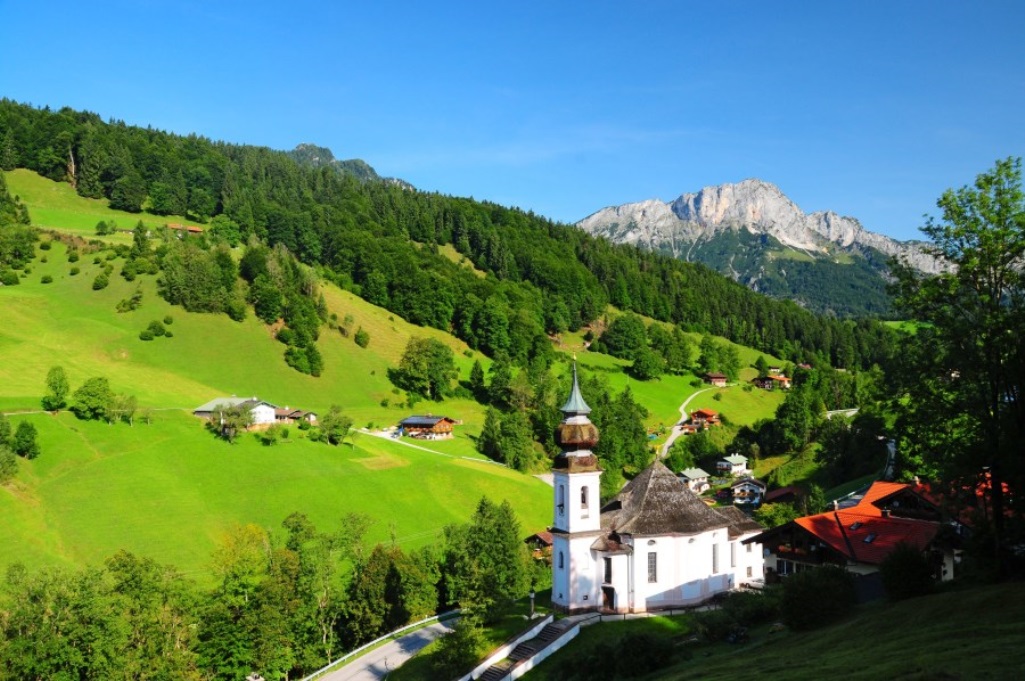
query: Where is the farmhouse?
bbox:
[678,467,711,494]
[193,396,277,426]
[752,374,791,390]
[717,453,750,476]
[551,365,764,614]
[703,372,728,387]
[731,477,767,506]
[690,408,721,428]
[747,480,958,583]
[398,415,456,439]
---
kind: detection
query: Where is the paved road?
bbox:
[659,387,716,458]
[318,619,457,681]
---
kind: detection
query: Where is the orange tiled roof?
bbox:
[794,481,941,565]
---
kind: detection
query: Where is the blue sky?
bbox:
[2,0,1023,241]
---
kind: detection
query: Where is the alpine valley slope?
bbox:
[577,179,941,317]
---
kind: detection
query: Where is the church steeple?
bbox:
[560,361,591,416]
[554,361,600,460]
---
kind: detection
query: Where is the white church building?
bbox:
[551,366,765,614]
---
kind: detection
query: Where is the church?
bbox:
[550,366,765,613]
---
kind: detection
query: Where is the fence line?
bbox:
[298,609,461,681]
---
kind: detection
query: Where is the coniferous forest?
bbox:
[0,100,896,373]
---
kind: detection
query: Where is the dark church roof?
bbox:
[715,505,765,538]
[600,461,733,536]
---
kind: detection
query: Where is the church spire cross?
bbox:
[560,360,591,416]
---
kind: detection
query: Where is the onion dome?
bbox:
[555,362,599,451]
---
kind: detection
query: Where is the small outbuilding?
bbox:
[703,372,728,387]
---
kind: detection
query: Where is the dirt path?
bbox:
[658,387,718,459]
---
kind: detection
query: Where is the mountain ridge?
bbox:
[578,178,940,273]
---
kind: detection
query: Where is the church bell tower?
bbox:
[550,362,602,612]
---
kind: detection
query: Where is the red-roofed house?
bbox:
[690,409,721,428]
[745,480,958,584]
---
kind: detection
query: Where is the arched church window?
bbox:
[581,486,589,509]
[557,485,566,516]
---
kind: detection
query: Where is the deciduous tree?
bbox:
[42,365,69,412]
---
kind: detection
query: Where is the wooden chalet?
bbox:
[752,374,792,390]
[690,408,721,428]
[525,530,554,561]
[398,415,456,439]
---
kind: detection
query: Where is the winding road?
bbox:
[658,386,717,459]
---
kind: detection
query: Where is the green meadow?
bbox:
[1,169,789,578]
[0,410,551,579]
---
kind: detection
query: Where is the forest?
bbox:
[0,100,897,373]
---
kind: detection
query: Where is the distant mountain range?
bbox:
[577,179,940,317]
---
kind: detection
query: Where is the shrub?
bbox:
[41,275,53,284]
[694,608,739,642]
[147,320,166,337]
[39,241,52,251]
[164,330,173,338]
[276,328,295,345]
[721,587,782,626]
[880,542,935,601]
[1,271,20,286]
[93,256,102,264]
[40,256,47,263]
[163,315,173,325]
[616,632,676,677]
[139,330,154,341]
[781,566,857,630]
[92,273,109,290]
[67,251,79,263]
[69,267,80,276]
[354,327,370,348]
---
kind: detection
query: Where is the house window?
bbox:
[746,543,753,553]
[558,551,564,570]
[647,552,657,583]
[746,566,753,578]
[712,544,720,574]
[731,542,737,568]
[557,485,565,517]
[604,557,612,584]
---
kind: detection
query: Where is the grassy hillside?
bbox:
[6,168,186,244]
[526,583,1025,680]
[0,237,550,576]
[1,409,549,579]
[0,169,792,579]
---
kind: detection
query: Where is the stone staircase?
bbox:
[477,620,575,681]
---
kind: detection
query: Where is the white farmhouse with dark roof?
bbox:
[678,467,711,494]
[193,397,277,426]
[551,365,764,614]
